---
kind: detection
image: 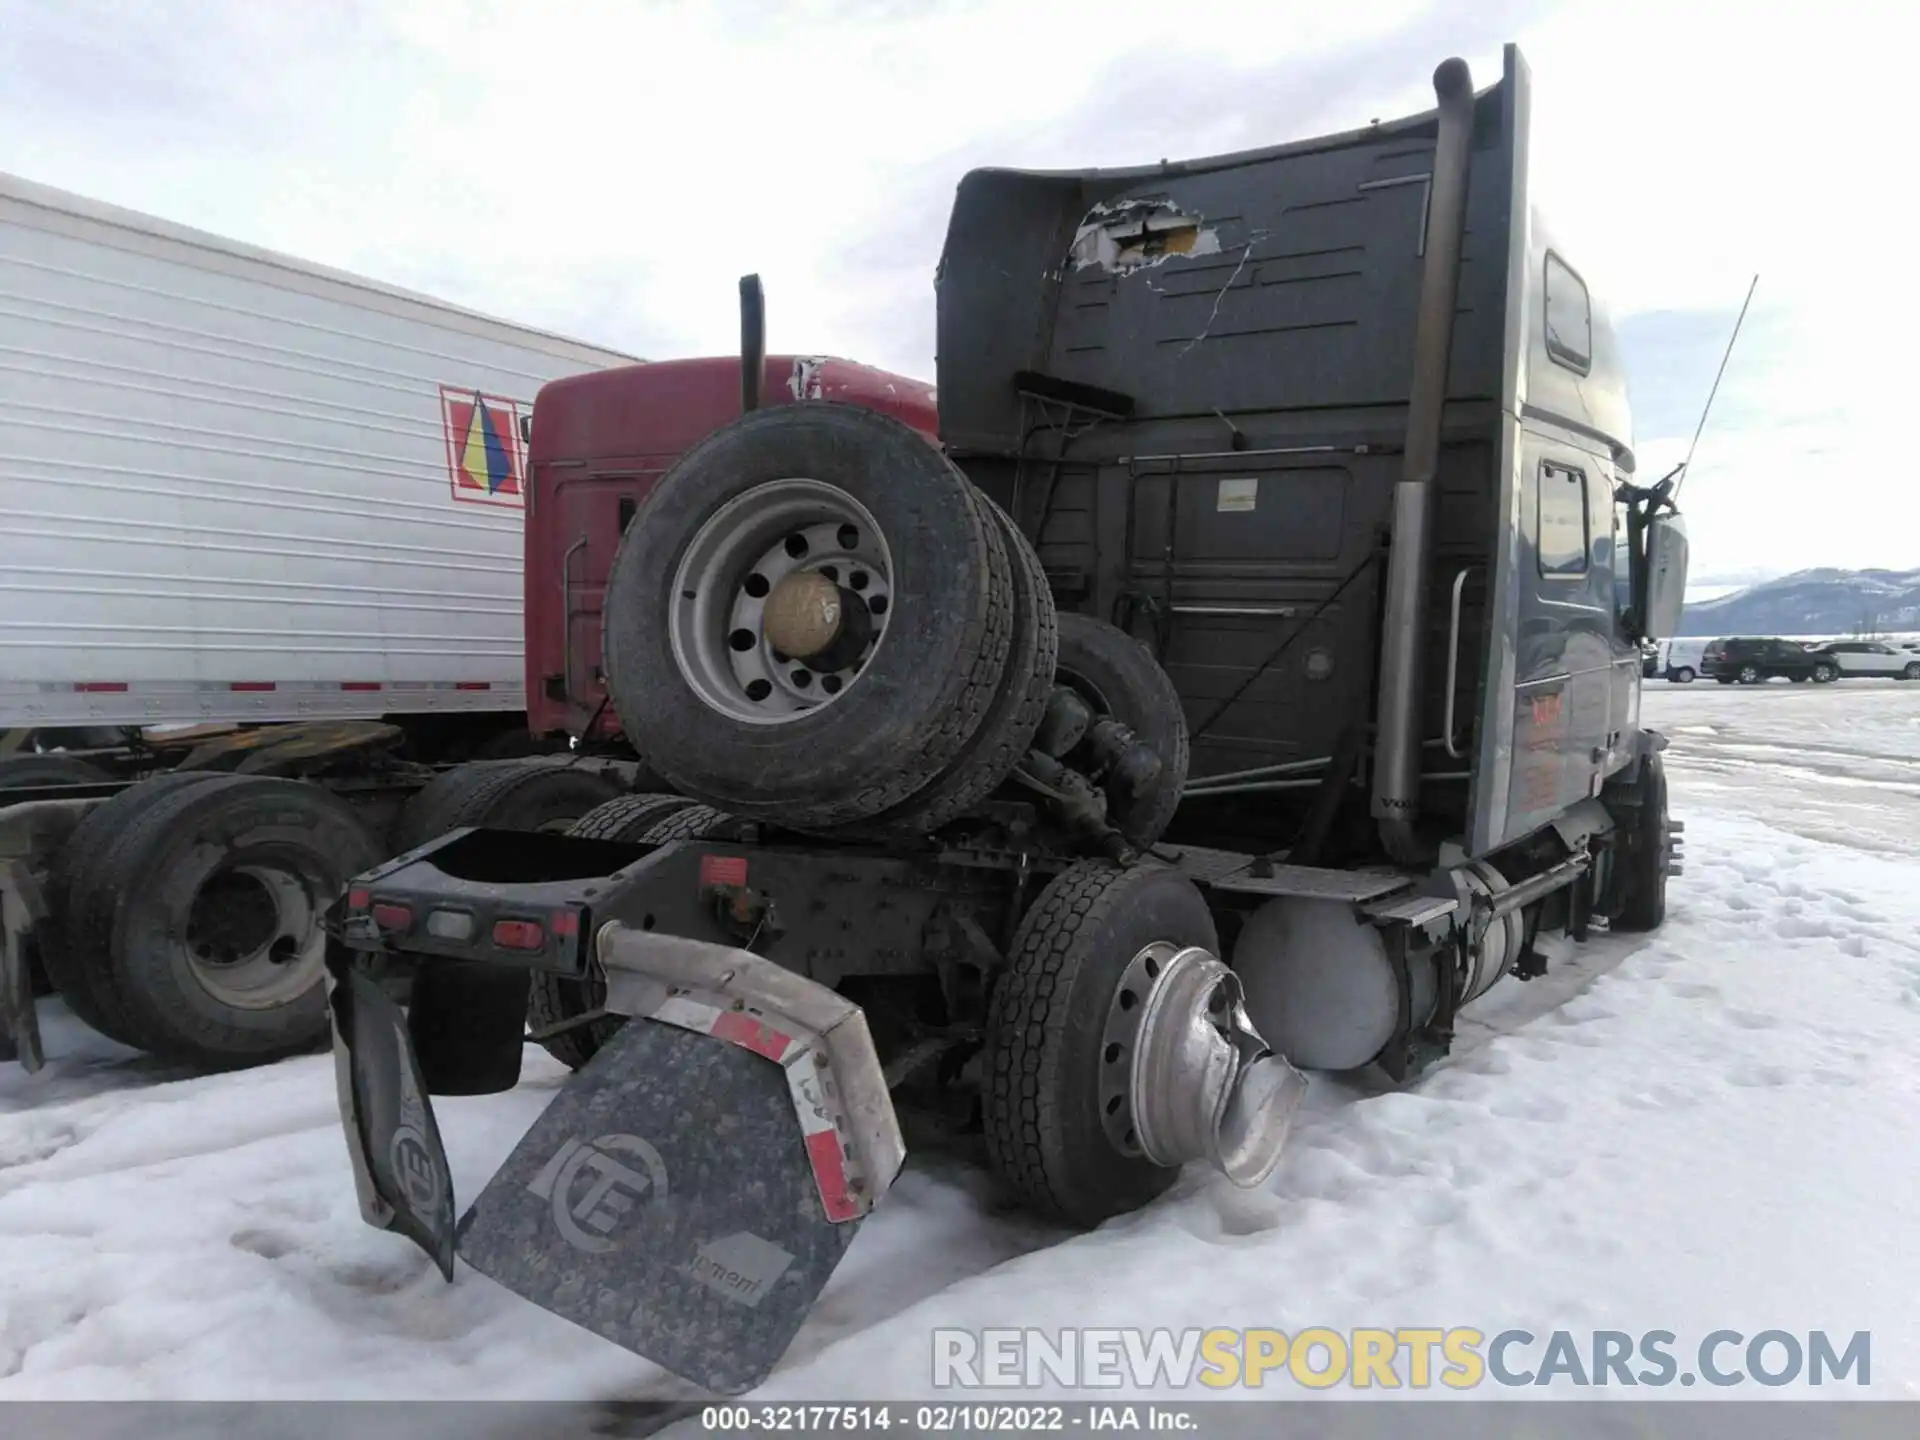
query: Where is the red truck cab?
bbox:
[522,355,940,743]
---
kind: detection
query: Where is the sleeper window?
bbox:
[1544,252,1592,373]
[1538,463,1589,578]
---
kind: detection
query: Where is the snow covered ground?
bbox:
[3,681,1918,1411]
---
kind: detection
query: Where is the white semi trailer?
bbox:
[0,169,639,742]
[0,171,645,1071]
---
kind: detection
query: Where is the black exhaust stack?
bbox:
[740,274,765,413]
[1371,58,1476,865]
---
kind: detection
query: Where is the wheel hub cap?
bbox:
[668,478,893,726]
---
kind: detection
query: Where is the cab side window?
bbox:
[1537,463,1590,578]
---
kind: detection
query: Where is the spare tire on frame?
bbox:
[600,404,1016,831]
[851,492,1059,838]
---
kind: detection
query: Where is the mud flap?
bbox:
[0,858,47,1072]
[455,1016,862,1395]
[328,949,458,1278]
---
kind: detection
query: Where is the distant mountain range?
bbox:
[1678,568,1920,637]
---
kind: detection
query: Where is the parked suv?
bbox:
[1820,640,1920,680]
[1701,637,1839,685]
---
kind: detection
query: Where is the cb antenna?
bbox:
[1669,272,1758,504]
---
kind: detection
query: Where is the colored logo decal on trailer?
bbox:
[440,386,525,507]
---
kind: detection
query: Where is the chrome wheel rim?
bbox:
[668,479,894,726]
[184,863,323,1010]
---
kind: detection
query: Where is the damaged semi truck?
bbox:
[328,45,1690,1395]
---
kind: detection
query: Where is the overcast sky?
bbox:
[3,0,1910,580]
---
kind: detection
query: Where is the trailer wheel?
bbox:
[63,775,382,1066]
[856,495,1059,837]
[602,404,1015,830]
[1053,615,1190,848]
[982,860,1217,1227]
[0,754,112,788]
[526,802,733,1071]
[391,758,627,853]
[1607,752,1670,933]
[39,771,232,1042]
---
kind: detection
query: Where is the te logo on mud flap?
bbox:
[388,1125,441,1216]
[526,1134,670,1253]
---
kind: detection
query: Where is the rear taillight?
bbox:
[371,902,413,933]
[492,919,545,951]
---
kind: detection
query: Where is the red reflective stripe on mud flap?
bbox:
[803,1127,860,1222]
[229,682,276,692]
[644,986,865,1221]
[708,1010,792,1061]
[73,683,129,693]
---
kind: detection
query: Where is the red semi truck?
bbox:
[2,328,935,1071]
[520,350,940,751]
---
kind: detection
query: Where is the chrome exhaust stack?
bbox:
[1372,58,1477,864]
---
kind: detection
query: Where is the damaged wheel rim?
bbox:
[183,863,323,1009]
[669,478,894,726]
[1111,942,1309,1189]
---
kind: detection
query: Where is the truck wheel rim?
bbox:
[1098,939,1200,1160]
[669,478,894,726]
[183,863,323,1009]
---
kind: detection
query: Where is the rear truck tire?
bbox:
[600,403,1016,831]
[409,957,534,1096]
[0,754,112,788]
[1813,663,1839,683]
[527,803,733,1071]
[40,770,233,1043]
[1606,752,1670,933]
[63,775,382,1066]
[1052,614,1191,848]
[560,791,700,842]
[390,757,628,854]
[853,494,1059,837]
[982,859,1217,1227]
[1670,667,1696,684]
[1738,664,1763,685]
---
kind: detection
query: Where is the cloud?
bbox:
[3,0,1910,573]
